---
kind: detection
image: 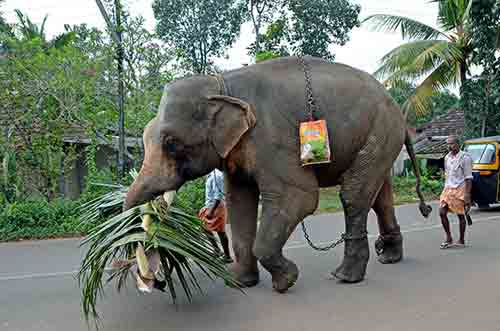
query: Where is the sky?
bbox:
[2,0,440,75]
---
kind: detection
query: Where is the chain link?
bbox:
[301,221,345,251]
[298,56,319,121]
[298,55,343,251]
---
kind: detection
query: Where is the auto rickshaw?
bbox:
[463,136,500,208]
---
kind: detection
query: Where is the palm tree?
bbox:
[12,9,75,49]
[363,0,477,115]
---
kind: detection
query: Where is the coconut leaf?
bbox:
[363,14,447,40]
[78,172,242,324]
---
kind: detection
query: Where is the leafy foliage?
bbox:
[0,9,174,201]
[461,0,500,138]
[0,199,94,242]
[363,0,475,115]
[78,177,240,322]
[286,0,360,61]
[153,0,246,74]
[248,0,360,61]
[388,81,459,127]
[245,0,283,54]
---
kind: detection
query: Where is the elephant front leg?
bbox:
[254,187,318,293]
[225,178,260,288]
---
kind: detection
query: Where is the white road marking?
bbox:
[285,214,500,250]
[1,215,499,282]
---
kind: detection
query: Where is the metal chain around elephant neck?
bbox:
[298,56,319,121]
[298,55,342,251]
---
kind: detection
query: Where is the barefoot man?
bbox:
[439,135,473,249]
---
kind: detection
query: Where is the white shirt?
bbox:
[204,169,225,209]
[444,151,473,188]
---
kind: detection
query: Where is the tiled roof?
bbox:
[414,108,464,159]
[0,110,140,148]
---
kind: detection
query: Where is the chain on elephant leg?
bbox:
[333,236,369,283]
[333,194,370,283]
[375,230,403,264]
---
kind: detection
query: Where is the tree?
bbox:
[153,0,246,74]
[363,0,497,115]
[388,81,459,127]
[248,0,360,62]
[461,0,500,138]
[0,37,112,200]
[0,12,175,201]
[286,0,360,61]
[246,0,282,54]
[10,10,75,49]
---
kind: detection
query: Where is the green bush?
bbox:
[175,177,206,215]
[0,173,209,242]
[0,199,99,242]
[393,174,444,199]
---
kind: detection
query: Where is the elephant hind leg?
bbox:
[372,175,403,264]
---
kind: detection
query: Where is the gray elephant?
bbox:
[124,56,431,293]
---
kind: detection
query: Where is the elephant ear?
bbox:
[207,95,256,158]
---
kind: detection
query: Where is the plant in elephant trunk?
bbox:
[78,170,241,323]
[124,56,432,294]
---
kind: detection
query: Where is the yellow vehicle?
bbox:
[463,136,500,208]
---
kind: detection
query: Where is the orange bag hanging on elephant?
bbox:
[299,120,332,166]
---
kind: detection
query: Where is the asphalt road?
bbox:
[1,202,500,331]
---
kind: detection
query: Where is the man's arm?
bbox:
[206,199,221,219]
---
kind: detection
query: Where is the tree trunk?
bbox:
[459,60,467,85]
[250,0,261,54]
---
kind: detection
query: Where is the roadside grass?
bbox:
[317,176,443,214]
[0,176,443,241]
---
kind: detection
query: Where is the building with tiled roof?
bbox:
[414,108,464,160]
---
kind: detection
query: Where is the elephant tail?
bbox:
[404,132,432,218]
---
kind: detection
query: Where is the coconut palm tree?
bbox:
[11,9,75,49]
[363,0,477,115]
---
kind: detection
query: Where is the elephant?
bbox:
[123,56,431,293]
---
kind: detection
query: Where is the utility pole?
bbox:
[115,0,126,181]
[95,0,126,182]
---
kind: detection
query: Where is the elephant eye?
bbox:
[163,136,178,154]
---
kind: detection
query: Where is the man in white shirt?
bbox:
[198,169,232,263]
[439,135,473,249]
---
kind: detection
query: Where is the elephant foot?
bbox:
[227,262,259,288]
[333,238,369,283]
[375,234,403,264]
[259,255,299,293]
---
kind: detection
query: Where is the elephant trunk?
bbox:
[123,168,179,211]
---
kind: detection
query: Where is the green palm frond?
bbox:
[403,61,460,116]
[432,0,472,31]
[78,173,242,324]
[375,40,462,84]
[363,14,447,40]
[14,9,47,41]
[50,31,76,49]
